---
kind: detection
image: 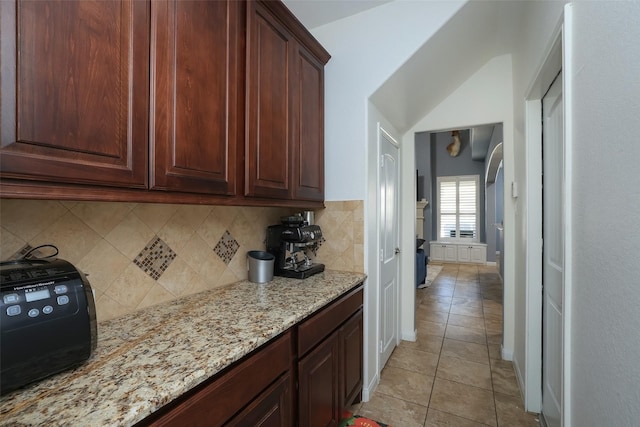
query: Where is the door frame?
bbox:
[524,4,573,422]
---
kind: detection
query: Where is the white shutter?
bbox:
[437,175,479,241]
[458,178,477,239]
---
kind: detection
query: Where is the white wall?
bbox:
[508,0,566,410]
[569,2,640,424]
[310,1,464,201]
[401,54,514,354]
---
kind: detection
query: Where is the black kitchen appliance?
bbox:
[266,216,325,279]
[0,258,97,394]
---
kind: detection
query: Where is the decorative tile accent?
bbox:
[134,237,177,280]
[214,230,239,265]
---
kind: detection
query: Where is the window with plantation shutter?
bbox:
[437,175,479,241]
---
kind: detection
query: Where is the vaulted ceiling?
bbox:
[283,0,527,134]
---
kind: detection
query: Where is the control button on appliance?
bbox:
[3,293,19,304]
[57,295,70,305]
[54,285,68,294]
[43,305,54,314]
[6,305,21,316]
[28,308,39,318]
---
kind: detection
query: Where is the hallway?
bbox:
[352,263,539,426]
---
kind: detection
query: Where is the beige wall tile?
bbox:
[0,227,25,259]
[70,202,133,237]
[33,212,102,265]
[132,203,179,233]
[105,211,155,260]
[0,200,361,322]
[77,239,131,294]
[105,264,156,311]
[0,199,67,241]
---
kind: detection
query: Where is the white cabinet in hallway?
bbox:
[429,242,487,264]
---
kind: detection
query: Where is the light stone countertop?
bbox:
[0,270,366,427]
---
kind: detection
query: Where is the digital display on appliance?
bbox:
[25,288,51,302]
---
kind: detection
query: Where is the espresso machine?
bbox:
[266,215,325,279]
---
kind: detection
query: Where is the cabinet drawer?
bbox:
[298,286,363,357]
[144,331,292,427]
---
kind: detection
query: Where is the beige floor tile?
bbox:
[485,317,503,332]
[423,294,453,305]
[448,314,486,331]
[487,330,503,345]
[494,392,540,426]
[358,393,427,427]
[416,307,449,324]
[429,378,497,426]
[491,360,521,397]
[427,287,455,297]
[451,296,484,308]
[426,409,493,427]
[445,325,487,345]
[450,304,484,318]
[417,320,447,337]
[402,331,444,355]
[441,339,489,365]
[422,300,453,313]
[388,345,440,376]
[436,356,493,391]
[377,365,435,405]
[488,344,502,361]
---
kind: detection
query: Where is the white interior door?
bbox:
[379,126,400,369]
[542,72,563,427]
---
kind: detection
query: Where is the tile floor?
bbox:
[351,263,540,427]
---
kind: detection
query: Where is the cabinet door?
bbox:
[292,44,324,201]
[298,329,340,427]
[245,1,294,199]
[340,309,363,409]
[457,245,471,263]
[150,0,240,195]
[444,245,458,262]
[0,0,149,188]
[430,244,443,261]
[470,245,486,263]
[227,373,293,427]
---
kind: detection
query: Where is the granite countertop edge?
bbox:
[0,270,366,427]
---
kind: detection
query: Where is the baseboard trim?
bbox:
[485,261,497,266]
[501,345,513,361]
[362,372,379,402]
[401,329,417,342]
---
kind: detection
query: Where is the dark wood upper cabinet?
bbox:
[245,1,329,202]
[293,44,325,201]
[0,0,149,188]
[0,0,328,207]
[150,0,242,195]
[245,1,294,199]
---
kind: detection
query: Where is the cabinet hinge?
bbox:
[380,155,384,168]
[379,340,383,353]
[380,249,383,262]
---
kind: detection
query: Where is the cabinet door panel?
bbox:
[341,309,363,409]
[0,0,149,187]
[227,373,293,427]
[298,330,340,427]
[293,46,324,201]
[245,2,292,199]
[151,0,239,195]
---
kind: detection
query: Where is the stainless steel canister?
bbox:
[247,251,275,283]
[303,210,314,226]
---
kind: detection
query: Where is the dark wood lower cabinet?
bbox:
[340,308,364,409]
[298,329,340,427]
[227,373,293,426]
[138,284,363,427]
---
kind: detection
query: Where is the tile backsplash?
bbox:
[0,199,364,322]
